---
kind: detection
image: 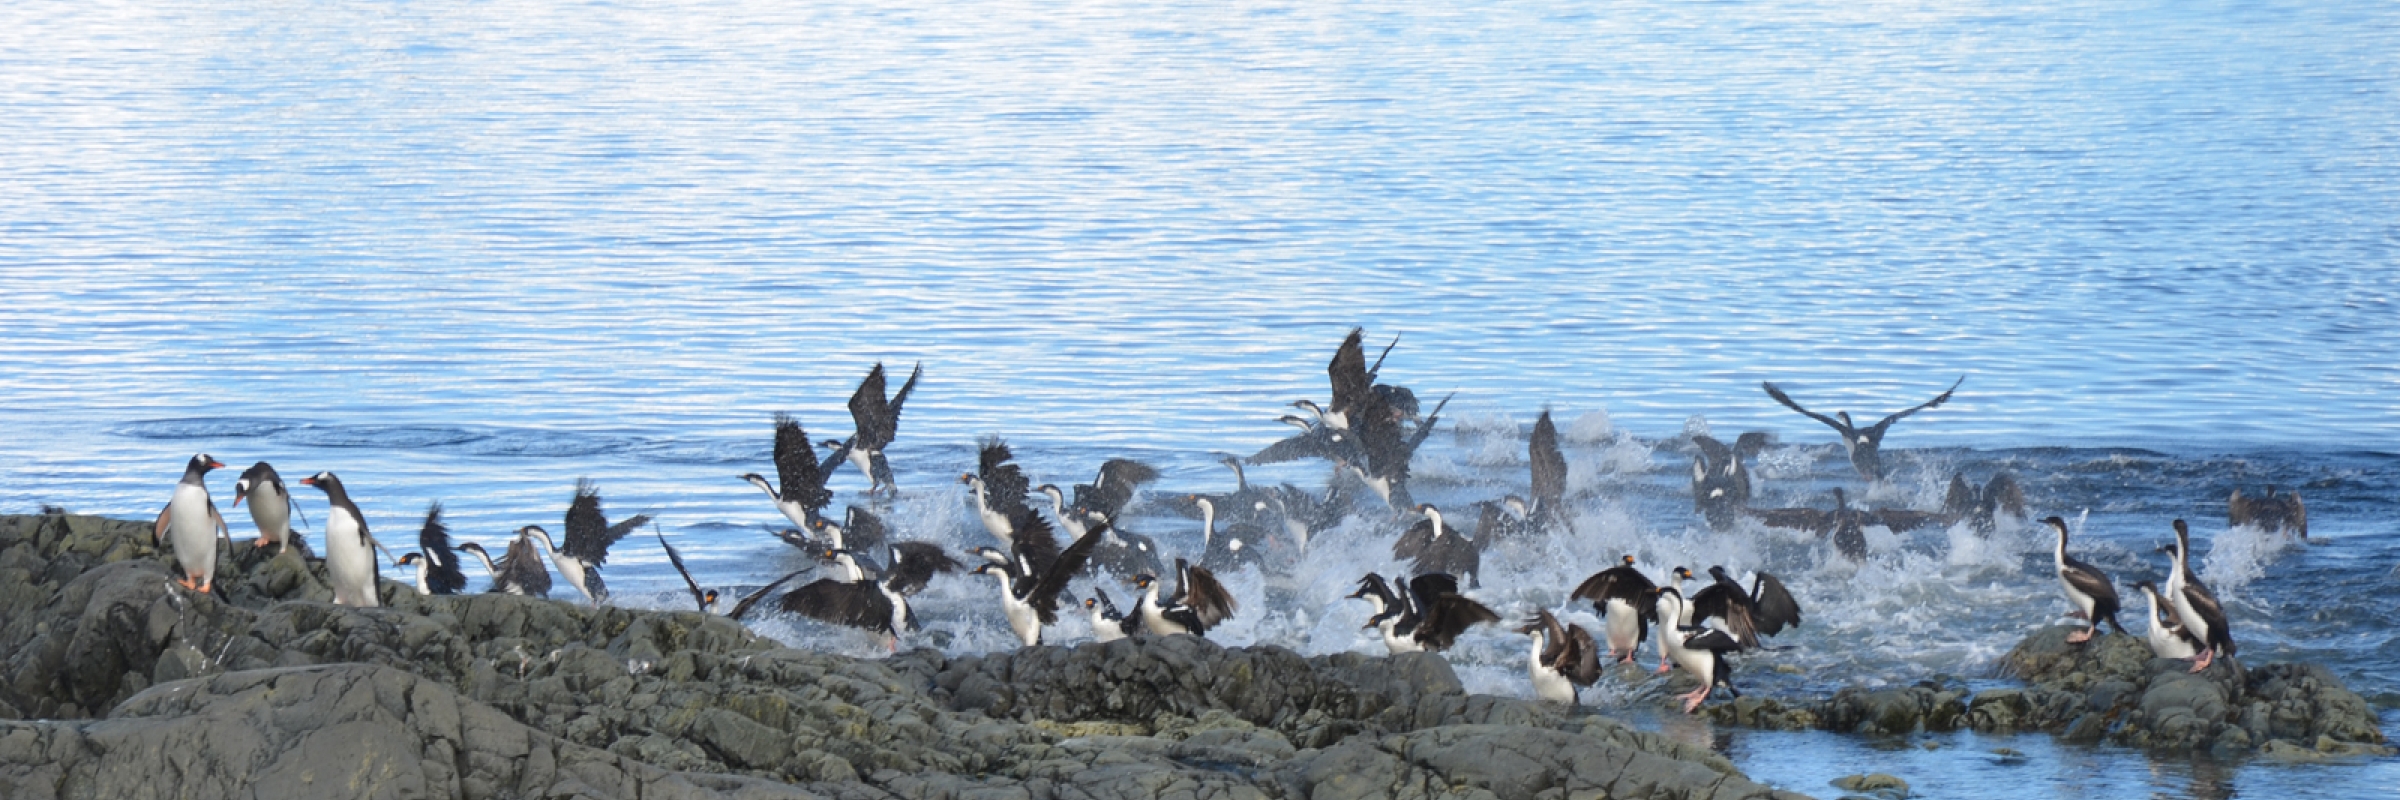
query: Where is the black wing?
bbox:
[1986,472,2026,518]
[847,363,895,448]
[1008,504,1061,578]
[1415,593,1500,652]
[727,567,812,621]
[780,578,894,633]
[1682,626,1744,653]
[1177,564,1238,630]
[1560,622,1604,686]
[1327,327,1376,422]
[1866,376,1963,436]
[418,501,467,595]
[886,361,924,421]
[1689,581,1760,648]
[656,527,710,612]
[2060,556,2123,627]
[1249,430,1335,465]
[1392,516,1438,561]
[564,478,642,566]
[841,505,890,555]
[1761,382,1852,435]
[884,541,961,597]
[1941,474,1977,518]
[1076,458,1158,518]
[498,535,553,598]
[1529,409,1567,510]
[1028,523,1110,623]
[1746,506,1834,533]
[773,413,839,515]
[1405,573,1463,607]
[977,437,1030,514]
[1570,566,1656,609]
[1748,572,1802,635]
[1869,507,1946,534]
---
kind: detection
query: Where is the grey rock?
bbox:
[0,513,1816,800]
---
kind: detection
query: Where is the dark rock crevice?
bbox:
[0,513,1810,800]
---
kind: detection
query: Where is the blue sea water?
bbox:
[2,0,2396,796]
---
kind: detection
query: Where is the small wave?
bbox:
[275,424,492,449]
[110,417,295,440]
[457,431,634,458]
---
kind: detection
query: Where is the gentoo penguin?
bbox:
[656,527,719,614]
[403,501,467,595]
[300,471,380,607]
[1518,610,1602,706]
[822,361,922,495]
[1668,566,1803,652]
[2131,580,2201,660]
[740,413,852,530]
[1762,377,1962,481]
[1192,495,1268,574]
[1570,555,1658,664]
[523,480,651,605]
[1391,504,1479,588]
[459,536,551,597]
[1652,588,1744,713]
[1942,472,2026,535]
[1690,432,1768,531]
[973,523,1107,647]
[1526,408,1570,532]
[881,541,962,596]
[231,461,306,555]
[1130,559,1237,637]
[154,454,230,593]
[2044,516,2123,644]
[2163,519,2235,672]
[1346,572,1499,654]
[2228,487,2307,539]
[962,437,1034,546]
[1085,589,1131,643]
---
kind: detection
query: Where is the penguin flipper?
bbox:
[153,504,171,545]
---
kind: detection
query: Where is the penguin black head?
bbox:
[300,471,341,493]
[1671,566,1694,582]
[188,453,227,473]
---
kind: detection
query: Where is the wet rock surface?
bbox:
[0,513,1811,800]
[1703,624,2392,758]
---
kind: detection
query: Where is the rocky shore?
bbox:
[1703,626,2391,762]
[0,513,1807,800]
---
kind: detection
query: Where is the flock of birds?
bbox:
[141,330,2304,712]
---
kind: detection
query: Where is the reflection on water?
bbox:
[3,0,2397,795]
